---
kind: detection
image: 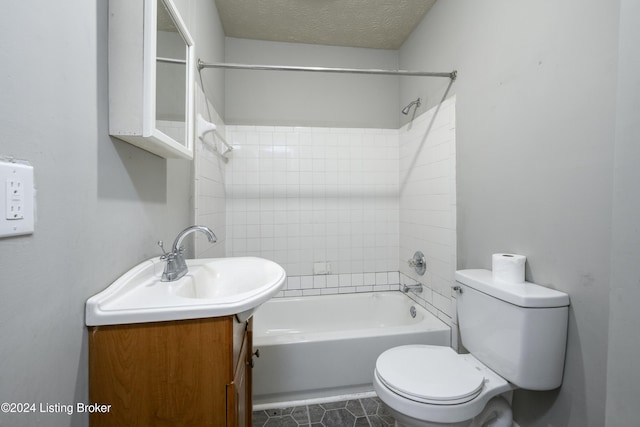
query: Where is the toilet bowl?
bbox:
[373,345,513,427]
[373,269,570,427]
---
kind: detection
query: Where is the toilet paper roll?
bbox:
[492,253,526,284]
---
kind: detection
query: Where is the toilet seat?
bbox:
[373,344,513,424]
[375,345,485,405]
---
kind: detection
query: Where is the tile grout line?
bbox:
[358,399,373,427]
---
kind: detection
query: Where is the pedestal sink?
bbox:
[86,257,286,326]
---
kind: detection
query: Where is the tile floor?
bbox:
[252,397,396,427]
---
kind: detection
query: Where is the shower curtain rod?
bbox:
[197,60,457,80]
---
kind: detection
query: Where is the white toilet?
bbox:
[374,269,570,427]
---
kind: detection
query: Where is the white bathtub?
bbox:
[252,291,451,406]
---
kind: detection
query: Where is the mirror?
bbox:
[108,0,195,159]
[155,0,189,147]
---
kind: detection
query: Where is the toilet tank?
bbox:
[455,269,570,390]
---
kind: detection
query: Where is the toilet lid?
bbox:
[376,345,485,405]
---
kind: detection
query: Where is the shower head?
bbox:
[401,98,422,115]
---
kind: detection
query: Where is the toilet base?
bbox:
[385,396,513,427]
[385,404,471,427]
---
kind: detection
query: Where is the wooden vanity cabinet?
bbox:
[88,316,253,427]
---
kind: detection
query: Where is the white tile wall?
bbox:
[193,83,227,258]
[225,125,400,283]
[278,271,401,298]
[214,97,456,307]
[399,96,457,326]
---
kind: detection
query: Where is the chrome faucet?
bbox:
[402,283,423,294]
[158,225,217,282]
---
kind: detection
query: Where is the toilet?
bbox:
[374,269,570,427]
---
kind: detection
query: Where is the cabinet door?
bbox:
[89,318,233,427]
[245,319,253,425]
[108,0,195,159]
[227,319,252,427]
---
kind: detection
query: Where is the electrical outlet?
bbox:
[6,179,25,219]
[0,160,34,238]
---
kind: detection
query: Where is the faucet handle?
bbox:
[158,240,172,260]
[407,251,426,276]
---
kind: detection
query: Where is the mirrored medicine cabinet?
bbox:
[108,0,195,159]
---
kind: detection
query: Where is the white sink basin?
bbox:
[86,257,286,326]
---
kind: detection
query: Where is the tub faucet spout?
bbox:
[402,283,423,294]
[159,225,217,282]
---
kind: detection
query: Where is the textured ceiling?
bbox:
[214,0,437,50]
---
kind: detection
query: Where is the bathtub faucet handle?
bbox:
[407,251,426,275]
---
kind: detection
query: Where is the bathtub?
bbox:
[252,291,451,406]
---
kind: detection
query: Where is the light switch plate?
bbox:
[0,160,34,238]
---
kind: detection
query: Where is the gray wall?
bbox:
[224,37,400,128]
[399,1,620,426]
[0,1,224,426]
[177,0,226,117]
[605,0,640,424]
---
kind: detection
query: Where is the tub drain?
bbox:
[410,306,417,318]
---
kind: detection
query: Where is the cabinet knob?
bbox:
[247,348,260,368]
